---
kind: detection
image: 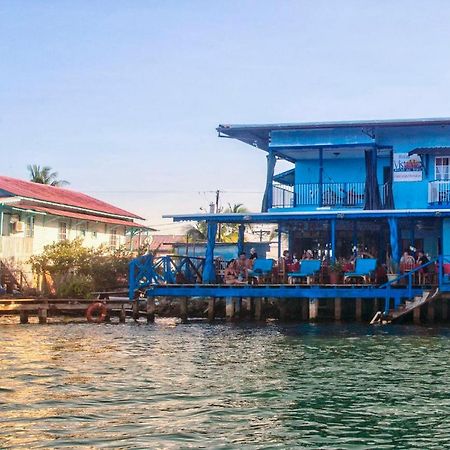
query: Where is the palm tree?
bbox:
[27,165,69,187]
[224,203,248,214]
[185,222,207,241]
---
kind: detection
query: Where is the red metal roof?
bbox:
[149,234,185,252]
[12,203,147,228]
[0,176,143,219]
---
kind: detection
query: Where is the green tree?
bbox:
[185,203,250,244]
[29,239,140,297]
[27,164,69,187]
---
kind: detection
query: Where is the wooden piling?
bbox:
[207,297,215,322]
[132,300,139,321]
[119,305,126,323]
[225,297,234,321]
[246,297,254,317]
[179,297,188,323]
[413,305,421,324]
[334,298,342,321]
[19,310,28,324]
[427,302,435,323]
[38,306,47,324]
[441,298,448,322]
[146,298,155,323]
[254,298,263,321]
[279,298,288,321]
[301,298,309,321]
[373,298,379,316]
[355,298,363,321]
[234,298,242,320]
[309,298,318,321]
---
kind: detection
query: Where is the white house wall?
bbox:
[0,212,127,264]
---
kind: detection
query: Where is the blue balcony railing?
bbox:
[428,180,450,206]
[272,182,389,209]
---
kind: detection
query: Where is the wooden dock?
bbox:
[0,297,137,324]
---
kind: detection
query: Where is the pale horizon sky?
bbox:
[3,1,450,234]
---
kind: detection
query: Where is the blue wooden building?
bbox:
[133,118,450,322]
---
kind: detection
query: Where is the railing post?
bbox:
[319,148,323,207]
[408,273,412,299]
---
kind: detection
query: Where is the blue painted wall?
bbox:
[270,124,450,211]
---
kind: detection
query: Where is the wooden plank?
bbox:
[0,303,133,312]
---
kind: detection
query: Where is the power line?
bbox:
[82,190,264,194]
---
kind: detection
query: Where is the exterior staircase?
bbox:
[371,287,441,324]
[0,260,30,293]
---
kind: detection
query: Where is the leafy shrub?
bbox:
[29,239,144,296]
[57,274,94,299]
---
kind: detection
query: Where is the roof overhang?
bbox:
[164,209,450,224]
[273,169,295,186]
[409,147,450,157]
[218,117,450,161]
[6,203,153,229]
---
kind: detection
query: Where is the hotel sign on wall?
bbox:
[393,153,423,182]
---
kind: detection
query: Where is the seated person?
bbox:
[302,250,314,260]
[224,253,248,284]
[400,250,415,273]
[249,248,258,260]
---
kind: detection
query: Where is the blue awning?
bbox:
[165,209,450,224]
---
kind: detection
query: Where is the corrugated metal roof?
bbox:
[218,117,450,133]
[11,203,150,228]
[0,176,143,219]
[408,147,450,156]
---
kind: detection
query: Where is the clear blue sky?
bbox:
[2,0,450,232]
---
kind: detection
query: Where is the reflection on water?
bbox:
[2,320,450,448]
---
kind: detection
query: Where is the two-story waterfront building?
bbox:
[134,118,450,321]
[161,118,450,288]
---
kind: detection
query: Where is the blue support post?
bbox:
[352,221,358,256]
[203,222,218,284]
[277,225,282,260]
[318,148,323,207]
[237,224,245,256]
[330,219,336,263]
[129,259,136,300]
[388,217,399,268]
[261,151,276,212]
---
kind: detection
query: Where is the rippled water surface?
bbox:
[2,320,450,449]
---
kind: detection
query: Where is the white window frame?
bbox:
[110,229,118,249]
[58,222,68,241]
[435,157,450,181]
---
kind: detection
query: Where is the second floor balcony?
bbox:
[428,180,450,206]
[273,182,390,209]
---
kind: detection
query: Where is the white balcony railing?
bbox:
[428,180,450,205]
[273,182,367,208]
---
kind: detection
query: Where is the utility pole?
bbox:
[215,189,220,214]
[215,189,221,242]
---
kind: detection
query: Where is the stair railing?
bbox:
[378,257,440,312]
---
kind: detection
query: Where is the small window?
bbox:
[435,157,450,180]
[25,216,34,238]
[92,231,97,239]
[110,229,118,249]
[58,222,67,241]
[77,227,86,238]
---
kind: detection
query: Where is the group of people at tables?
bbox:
[222,247,432,285]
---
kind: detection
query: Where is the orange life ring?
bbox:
[86,302,108,323]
